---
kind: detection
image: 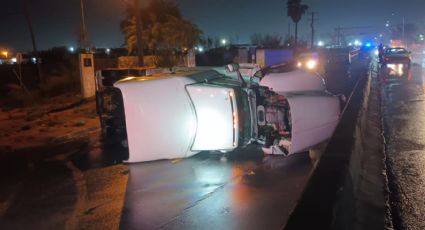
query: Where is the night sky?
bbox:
[1,0,424,51]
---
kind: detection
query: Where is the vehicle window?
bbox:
[386,48,408,54]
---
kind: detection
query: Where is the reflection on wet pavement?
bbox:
[120,147,313,230]
[382,59,425,230]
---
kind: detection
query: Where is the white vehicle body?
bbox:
[260,69,326,93]
[285,92,340,153]
[216,63,326,92]
[115,71,224,162]
[115,67,340,163]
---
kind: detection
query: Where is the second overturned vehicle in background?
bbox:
[112,64,342,163]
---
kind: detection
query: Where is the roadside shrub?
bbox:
[3,89,35,108]
[154,49,184,69]
[40,74,80,97]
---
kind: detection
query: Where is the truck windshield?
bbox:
[236,89,252,145]
[386,48,408,54]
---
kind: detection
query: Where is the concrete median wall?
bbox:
[284,69,386,229]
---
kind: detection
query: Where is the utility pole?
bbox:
[79,0,88,51]
[288,22,291,39]
[402,16,405,46]
[309,12,317,48]
[134,0,144,67]
[22,0,42,84]
[77,0,95,98]
[336,26,341,47]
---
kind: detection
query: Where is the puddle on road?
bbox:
[121,147,314,230]
[70,134,128,171]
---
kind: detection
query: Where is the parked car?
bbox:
[113,63,341,163]
[381,47,411,79]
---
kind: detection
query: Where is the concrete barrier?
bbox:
[284,67,386,229]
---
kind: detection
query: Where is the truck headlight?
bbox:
[297,61,302,68]
[397,64,404,75]
[306,60,318,70]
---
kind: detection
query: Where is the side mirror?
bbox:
[225,63,246,87]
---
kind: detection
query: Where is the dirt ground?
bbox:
[0,94,128,230]
[0,93,100,152]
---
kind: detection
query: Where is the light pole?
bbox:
[402,16,405,46]
[134,0,144,67]
[22,0,42,84]
[80,0,88,51]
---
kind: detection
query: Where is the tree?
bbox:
[120,0,202,68]
[207,37,213,49]
[250,33,283,48]
[287,0,308,52]
[250,33,263,46]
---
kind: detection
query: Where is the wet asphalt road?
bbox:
[0,58,365,230]
[120,148,313,230]
[381,59,425,230]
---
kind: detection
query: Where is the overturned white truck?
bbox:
[114,64,341,163]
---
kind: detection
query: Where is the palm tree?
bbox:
[120,0,202,68]
[287,0,308,53]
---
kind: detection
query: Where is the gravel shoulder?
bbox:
[0,94,128,230]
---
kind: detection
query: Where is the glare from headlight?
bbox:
[387,64,395,69]
[306,60,317,69]
[397,64,404,75]
[386,63,404,75]
[374,50,379,56]
[297,61,302,68]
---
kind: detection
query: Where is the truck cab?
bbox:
[114,65,341,163]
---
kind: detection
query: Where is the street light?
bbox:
[354,40,361,46]
[221,39,227,45]
[317,41,324,47]
[1,51,8,58]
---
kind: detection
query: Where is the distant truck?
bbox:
[255,49,294,67]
